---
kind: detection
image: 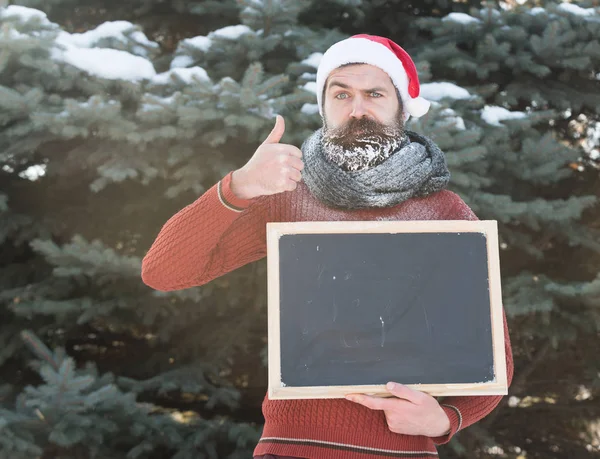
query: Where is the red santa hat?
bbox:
[316,34,430,119]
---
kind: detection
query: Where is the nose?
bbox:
[349,97,367,119]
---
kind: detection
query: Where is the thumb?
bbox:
[262,115,285,145]
[385,382,422,403]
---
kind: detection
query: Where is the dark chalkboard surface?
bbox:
[266,221,507,399]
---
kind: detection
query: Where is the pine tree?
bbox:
[0,331,258,459]
[386,1,600,456]
[0,2,314,456]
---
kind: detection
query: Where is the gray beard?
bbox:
[321,115,406,172]
[322,134,404,172]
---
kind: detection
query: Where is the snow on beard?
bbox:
[322,115,405,172]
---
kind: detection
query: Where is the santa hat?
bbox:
[316,34,430,119]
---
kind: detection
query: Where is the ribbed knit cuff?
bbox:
[431,404,462,445]
[218,171,255,212]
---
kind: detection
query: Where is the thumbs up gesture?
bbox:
[230,115,304,200]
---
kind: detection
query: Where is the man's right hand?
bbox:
[230,115,304,200]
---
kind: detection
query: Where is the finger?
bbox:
[287,168,302,182]
[286,145,303,159]
[286,156,305,171]
[274,144,303,159]
[345,394,392,411]
[284,179,298,192]
[275,143,302,158]
[262,115,285,145]
[385,382,423,404]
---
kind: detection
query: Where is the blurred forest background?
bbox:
[1,0,599,458]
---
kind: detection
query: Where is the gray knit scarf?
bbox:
[300,128,451,210]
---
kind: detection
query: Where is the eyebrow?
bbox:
[327,81,389,93]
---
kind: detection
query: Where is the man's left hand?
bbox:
[345,382,451,437]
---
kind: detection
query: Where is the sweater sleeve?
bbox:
[141,171,270,292]
[430,193,515,445]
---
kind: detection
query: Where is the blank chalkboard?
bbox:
[266,220,507,399]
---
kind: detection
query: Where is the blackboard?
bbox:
[266,221,507,399]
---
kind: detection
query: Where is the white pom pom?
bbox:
[405,96,431,118]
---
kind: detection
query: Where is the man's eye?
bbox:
[335,93,349,100]
[370,92,382,98]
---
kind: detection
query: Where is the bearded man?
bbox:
[142,34,514,459]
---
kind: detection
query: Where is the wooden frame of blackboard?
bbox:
[266,220,507,399]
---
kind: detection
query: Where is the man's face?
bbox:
[322,64,401,131]
[321,64,405,172]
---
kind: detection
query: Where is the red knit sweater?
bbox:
[142,171,514,459]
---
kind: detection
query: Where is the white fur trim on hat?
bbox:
[316,37,430,118]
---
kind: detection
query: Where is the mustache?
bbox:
[325,118,391,138]
[323,117,403,149]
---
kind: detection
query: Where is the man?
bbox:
[142,34,514,459]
